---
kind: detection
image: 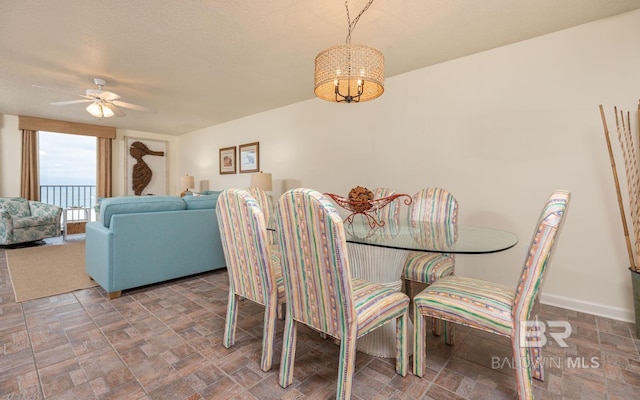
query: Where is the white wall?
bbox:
[0,114,21,196]
[178,10,640,321]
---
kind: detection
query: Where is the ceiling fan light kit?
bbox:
[86,101,114,118]
[314,0,384,103]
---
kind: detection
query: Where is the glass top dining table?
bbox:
[341,218,518,254]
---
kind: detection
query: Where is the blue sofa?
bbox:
[85,194,225,298]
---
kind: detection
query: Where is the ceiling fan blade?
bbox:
[50,99,92,106]
[33,84,91,99]
[104,103,126,117]
[111,100,155,113]
[99,91,120,101]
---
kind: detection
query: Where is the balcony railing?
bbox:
[40,185,96,209]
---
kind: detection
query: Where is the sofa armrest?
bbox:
[0,209,12,223]
[0,210,14,243]
[85,222,114,292]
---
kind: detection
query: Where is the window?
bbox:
[38,131,96,208]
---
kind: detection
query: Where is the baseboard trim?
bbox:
[541,293,634,323]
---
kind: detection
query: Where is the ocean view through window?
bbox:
[39,131,97,209]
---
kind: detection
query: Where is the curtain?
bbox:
[20,129,39,200]
[97,137,113,198]
[18,116,116,203]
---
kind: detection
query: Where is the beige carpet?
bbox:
[6,241,97,302]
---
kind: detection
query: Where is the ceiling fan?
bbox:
[34,78,153,118]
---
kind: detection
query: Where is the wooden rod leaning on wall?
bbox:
[599,104,637,272]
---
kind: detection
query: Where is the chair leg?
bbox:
[395,311,408,377]
[512,335,534,400]
[260,300,278,372]
[277,302,285,320]
[444,321,455,346]
[279,314,298,389]
[529,345,544,381]
[337,329,358,400]
[223,292,239,348]
[529,317,545,381]
[406,279,414,299]
[432,318,442,336]
[413,302,426,377]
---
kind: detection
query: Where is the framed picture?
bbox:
[239,142,260,173]
[125,137,168,196]
[219,146,236,174]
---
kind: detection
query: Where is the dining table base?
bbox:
[347,242,414,358]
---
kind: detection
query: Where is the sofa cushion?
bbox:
[100,196,186,228]
[0,197,31,218]
[183,195,218,210]
[13,215,58,229]
[199,190,221,201]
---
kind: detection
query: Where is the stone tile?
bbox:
[148,378,202,400]
[185,362,227,392]
[38,357,85,398]
[0,362,41,399]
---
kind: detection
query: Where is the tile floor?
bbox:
[1,237,640,399]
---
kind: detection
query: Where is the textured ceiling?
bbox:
[1,0,639,136]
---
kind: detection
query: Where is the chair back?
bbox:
[275,188,355,338]
[512,190,570,322]
[216,188,277,305]
[408,187,458,224]
[410,220,458,250]
[247,186,272,222]
[0,197,32,217]
[373,187,400,235]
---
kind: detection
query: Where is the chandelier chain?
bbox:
[345,0,375,45]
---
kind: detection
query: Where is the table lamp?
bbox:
[251,171,272,191]
[180,174,195,197]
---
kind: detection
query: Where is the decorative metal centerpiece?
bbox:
[325,186,412,228]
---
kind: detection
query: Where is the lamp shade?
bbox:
[180,174,195,190]
[86,102,115,118]
[251,172,272,191]
[314,44,384,103]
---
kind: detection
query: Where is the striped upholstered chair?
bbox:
[275,188,410,400]
[247,186,277,245]
[372,187,400,228]
[403,188,458,297]
[215,188,285,372]
[403,187,458,340]
[413,190,570,400]
[247,186,273,221]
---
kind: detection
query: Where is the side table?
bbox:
[63,207,92,240]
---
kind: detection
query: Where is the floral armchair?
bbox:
[0,197,62,245]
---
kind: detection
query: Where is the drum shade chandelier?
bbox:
[314,0,384,103]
